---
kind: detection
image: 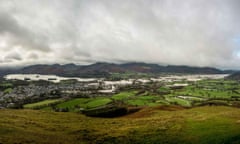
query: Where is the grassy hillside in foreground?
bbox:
[1,106,240,144]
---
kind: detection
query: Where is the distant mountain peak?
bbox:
[0,62,231,78]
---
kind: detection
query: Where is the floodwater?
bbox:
[4,74,98,83]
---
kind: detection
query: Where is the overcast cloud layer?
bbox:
[0,0,240,69]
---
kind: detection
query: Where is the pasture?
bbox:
[1,106,240,143]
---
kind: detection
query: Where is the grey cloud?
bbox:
[4,51,22,61]
[27,53,39,60]
[0,0,240,69]
[0,11,50,52]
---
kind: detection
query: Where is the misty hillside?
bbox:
[0,62,228,78]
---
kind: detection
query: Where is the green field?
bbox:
[21,79,240,113]
[23,79,240,112]
[112,91,162,106]
[174,80,240,99]
[159,79,240,107]
[126,96,160,106]
[55,97,112,111]
[1,106,240,143]
[24,99,62,109]
[166,97,192,107]
[112,91,136,100]
[55,98,90,111]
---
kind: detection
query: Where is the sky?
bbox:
[0,0,240,69]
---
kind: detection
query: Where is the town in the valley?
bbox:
[0,74,229,110]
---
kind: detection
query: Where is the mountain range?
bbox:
[0,62,235,78]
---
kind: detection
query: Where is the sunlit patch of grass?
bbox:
[126,95,161,106]
[166,97,192,107]
[55,97,112,111]
[112,91,136,100]
[84,98,112,108]
[24,99,62,109]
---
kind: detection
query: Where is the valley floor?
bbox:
[1,106,240,144]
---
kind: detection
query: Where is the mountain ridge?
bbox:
[0,62,234,78]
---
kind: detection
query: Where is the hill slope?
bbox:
[0,106,240,144]
[0,62,225,77]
